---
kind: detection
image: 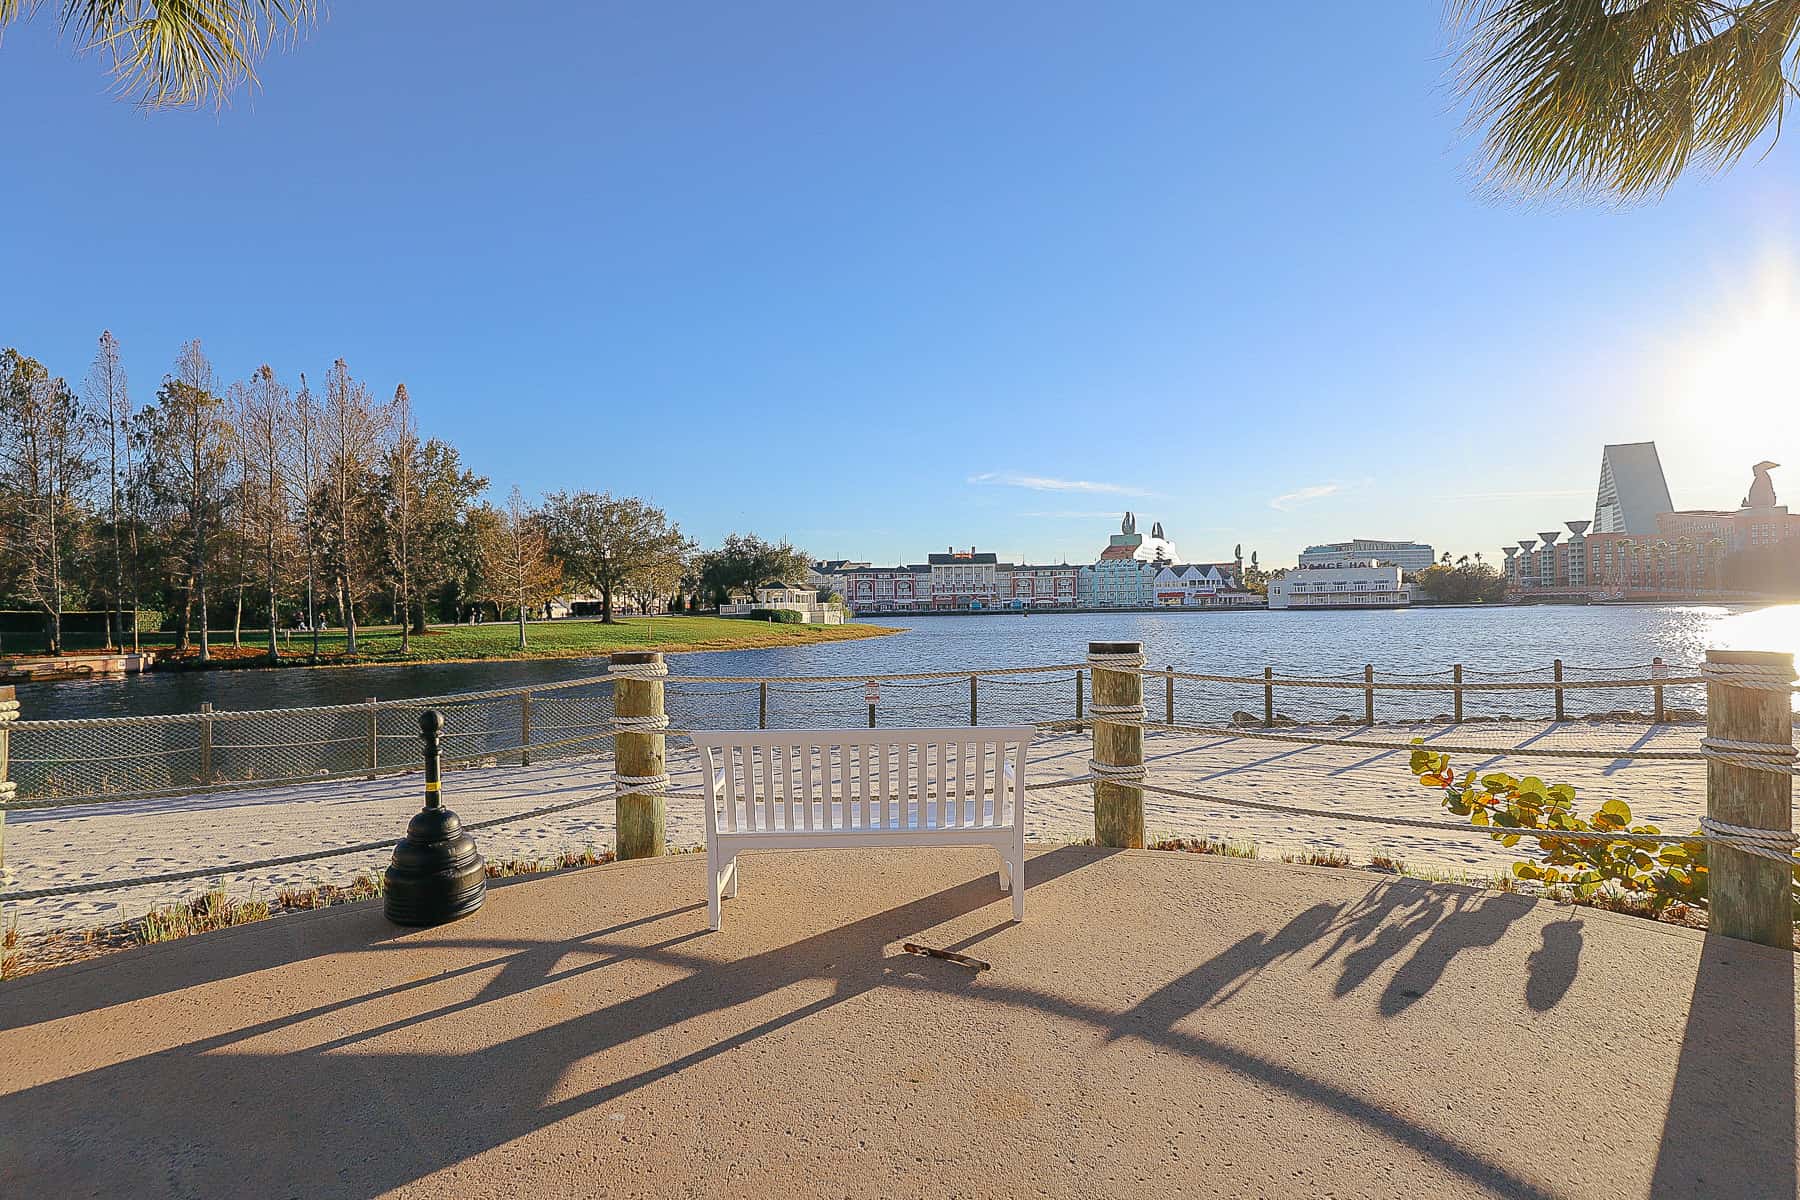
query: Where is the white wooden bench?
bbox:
[692,726,1034,930]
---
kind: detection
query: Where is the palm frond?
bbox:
[1450,0,1800,201]
[0,0,318,108]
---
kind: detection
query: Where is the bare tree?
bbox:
[225,378,254,647]
[287,372,323,658]
[478,486,562,650]
[239,365,292,662]
[145,340,232,661]
[0,350,91,653]
[385,383,419,654]
[319,358,387,655]
[84,330,132,650]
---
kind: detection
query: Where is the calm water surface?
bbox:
[23,603,1800,721]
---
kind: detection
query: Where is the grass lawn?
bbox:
[4,616,897,670]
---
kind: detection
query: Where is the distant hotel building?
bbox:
[830,514,1246,613]
[1267,561,1412,609]
[1155,562,1260,608]
[1298,539,1436,573]
[1502,446,1798,599]
[838,549,1076,612]
[1077,513,1180,608]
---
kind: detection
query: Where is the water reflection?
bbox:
[19,604,1795,721]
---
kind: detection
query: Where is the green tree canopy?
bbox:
[696,534,812,607]
[542,490,688,624]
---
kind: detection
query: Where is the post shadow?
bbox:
[1649,933,1796,1199]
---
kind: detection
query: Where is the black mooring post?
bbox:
[383,709,486,926]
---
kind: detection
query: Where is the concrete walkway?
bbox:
[2,846,1794,1198]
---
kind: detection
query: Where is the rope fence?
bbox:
[3,650,1797,940]
[5,655,1787,808]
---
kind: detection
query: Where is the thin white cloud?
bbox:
[969,471,1155,498]
[1016,509,1130,519]
[1436,488,1589,503]
[1269,483,1343,511]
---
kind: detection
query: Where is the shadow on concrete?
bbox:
[0,871,610,1035]
[1649,933,1796,1199]
[1124,881,1566,1017]
[1,850,1585,1200]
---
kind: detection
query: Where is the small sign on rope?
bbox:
[864,680,880,705]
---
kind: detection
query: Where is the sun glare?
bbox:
[1669,255,1800,458]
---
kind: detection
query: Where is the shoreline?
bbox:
[7,619,903,679]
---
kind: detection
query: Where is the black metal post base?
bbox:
[383,805,486,926]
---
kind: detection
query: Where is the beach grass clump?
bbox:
[1368,854,1408,874]
[1281,849,1353,868]
[138,888,274,944]
[1,915,20,980]
[484,845,615,879]
[1148,836,1258,859]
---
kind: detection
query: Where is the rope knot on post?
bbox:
[1087,650,1145,670]
[1088,702,1145,722]
[613,714,671,733]
[1087,758,1146,783]
[1701,659,1798,693]
[608,660,671,681]
[1698,816,1800,864]
[1699,737,1799,776]
[612,770,671,798]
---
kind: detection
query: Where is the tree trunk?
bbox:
[601,584,614,624]
[342,576,358,654]
[178,576,194,651]
[266,532,280,663]
[516,592,528,651]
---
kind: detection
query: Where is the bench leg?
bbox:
[1011,855,1025,922]
[997,852,1013,893]
[708,863,722,932]
[722,857,739,899]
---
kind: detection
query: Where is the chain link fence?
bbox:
[5,661,1709,808]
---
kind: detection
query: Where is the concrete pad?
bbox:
[1,845,1795,1199]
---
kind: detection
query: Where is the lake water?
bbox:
[22,603,1800,723]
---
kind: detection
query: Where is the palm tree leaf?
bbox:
[1450,0,1800,200]
[0,0,316,108]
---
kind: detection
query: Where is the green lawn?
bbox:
[4,616,896,669]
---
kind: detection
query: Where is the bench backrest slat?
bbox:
[695,727,1033,833]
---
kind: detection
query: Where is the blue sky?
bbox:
[4,2,1797,569]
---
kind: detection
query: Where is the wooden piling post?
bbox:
[1165,665,1175,725]
[366,697,380,777]
[1453,664,1464,724]
[1264,666,1274,728]
[1553,659,1566,721]
[1074,670,1083,722]
[199,702,215,785]
[1704,649,1795,948]
[0,686,15,880]
[519,692,533,766]
[758,681,768,729]
[1090,641,1145,849]
[612,651,667,861]
[1363,665,1375,726]
[970,675,979,726]
[1652,656,1666,724]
